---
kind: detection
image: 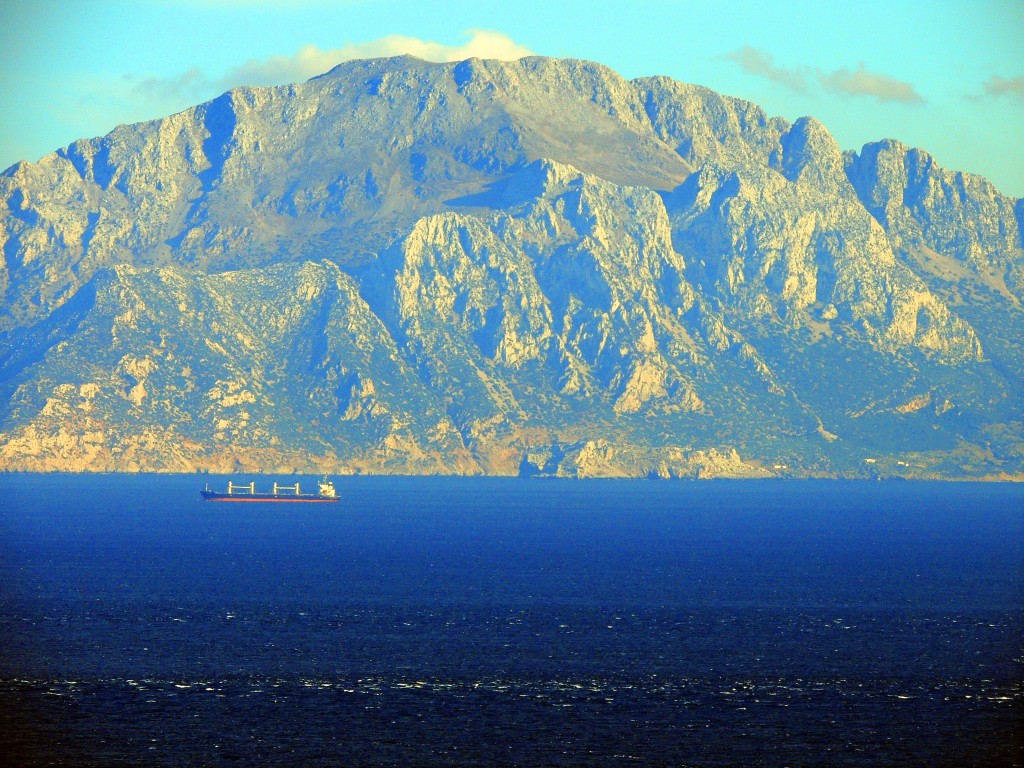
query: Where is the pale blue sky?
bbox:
[2,0,1022,196]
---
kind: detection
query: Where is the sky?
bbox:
[2,0,1022,197]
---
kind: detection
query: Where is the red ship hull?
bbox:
[200,479,340,503]
[201,493,340,503]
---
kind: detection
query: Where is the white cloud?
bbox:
[130,68,209,101]
[723,46,924,105]
[817,64,924,105]
[221,30,534,88]
[154,0,354,7]
[100,29,533,123]
[721,46,808,91]
[981,75,1024,102]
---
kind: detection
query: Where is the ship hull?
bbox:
[200,492,340,503]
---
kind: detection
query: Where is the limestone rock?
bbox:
[0,55,1020,477]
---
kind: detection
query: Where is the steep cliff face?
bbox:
[375,162,708,419]
[844,138,1024,391]
[668,121,984,365]
[846,140,1022,294]
[1,55,1021,477]
[0,261,477,473]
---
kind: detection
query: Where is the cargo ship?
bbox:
[201,477,340,503]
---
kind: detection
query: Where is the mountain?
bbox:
[1,55,1021,478]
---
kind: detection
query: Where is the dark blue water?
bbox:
[1,475,1021,766]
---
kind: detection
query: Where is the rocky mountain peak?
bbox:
[846,137,1023,305]
[772,116,845,188]
[0,55,1021,478]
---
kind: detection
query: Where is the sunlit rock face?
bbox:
[1,56,1021,477]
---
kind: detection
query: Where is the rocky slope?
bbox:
[1,55,1021,477]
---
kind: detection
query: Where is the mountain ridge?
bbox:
[1,55,1021,478]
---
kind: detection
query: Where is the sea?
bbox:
[0,474,1021,767]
